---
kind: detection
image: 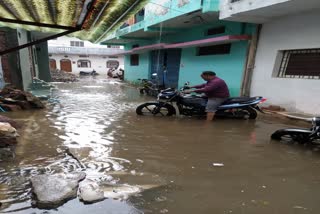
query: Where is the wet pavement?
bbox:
[1,77,320,214]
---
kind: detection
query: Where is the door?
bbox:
[49,59,57,70]
[165,49,181,88]
[60,59,72,72]
[150,49,181,88]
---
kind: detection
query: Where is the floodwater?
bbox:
[1,77,320,214]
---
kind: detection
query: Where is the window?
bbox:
[277,49,320,79]
[197,44,231,56]
[206,26,225,36]
[77,60,91,68]
[130,54,139,66]
[230,0,241,2]
[108,56,118,59]
[70,41,84,47]
[79,55,88,58]
[107,60,120,68]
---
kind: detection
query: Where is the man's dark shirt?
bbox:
[193,77,230,98]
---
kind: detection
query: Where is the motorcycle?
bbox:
[136,82,266,119]
[271,117,320,143]
[79,70,98,76]
[138,74,163,97]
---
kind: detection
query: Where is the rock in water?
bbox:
[101,184,160,200]
[78,180,105,203]
[0,122,18,139]
[31,172,86,208]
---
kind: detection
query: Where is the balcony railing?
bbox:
[48,46,123,55]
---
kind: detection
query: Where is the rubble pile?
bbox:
[0,85,45,112]
[50,69,78,82]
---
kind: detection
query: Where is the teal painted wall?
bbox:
[17,29,33,91]
[202,0,220,12]
[178,41,248,96]
[144,0,203,28]
[36,42,52,82]
[124,52,150,83]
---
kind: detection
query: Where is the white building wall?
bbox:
[250,11,320,115]
[49,36,124,74]
[219,0,290,21]
[50,54,124,74]
[17,29,33,91]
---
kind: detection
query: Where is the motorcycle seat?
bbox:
[223,97,259,104]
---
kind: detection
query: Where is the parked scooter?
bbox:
[271,117,320,143]
[79,69,98,76]
[136,82,266,119]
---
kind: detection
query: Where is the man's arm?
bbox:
[184,83,206,94]
[190,83,206,89]
[194,82,219,93]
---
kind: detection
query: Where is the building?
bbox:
[102,0,257,96]
[0,27,51,91]
[48,36,124,75]
[220,0,320,115]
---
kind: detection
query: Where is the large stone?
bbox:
[66,147,93,162]
[101,184,160,200]
[78,180,105,203]
[0,122,18,139]
[31,172,86,208]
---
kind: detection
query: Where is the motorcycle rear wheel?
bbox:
[242,107,257,119]
[218,107,257,119]
[271,130,311,143]
[136,102,176,116]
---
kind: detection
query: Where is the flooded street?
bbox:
[1,77,320,214]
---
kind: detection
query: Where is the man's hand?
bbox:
[183,90,193,94]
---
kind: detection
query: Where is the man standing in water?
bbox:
[185,71,230,121]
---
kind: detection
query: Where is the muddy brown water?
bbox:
[0,77,320,214]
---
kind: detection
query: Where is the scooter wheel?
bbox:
[271,130,310,143]
[241,107,257,119]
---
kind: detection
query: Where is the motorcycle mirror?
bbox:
[184,81,190,86]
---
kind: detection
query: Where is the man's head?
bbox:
[201,71,216,81]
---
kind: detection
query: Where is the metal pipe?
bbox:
[94,0,141,43]
[91,1,110,28]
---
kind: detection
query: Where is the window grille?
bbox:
[278,49,320,79]
[77,60,91,68]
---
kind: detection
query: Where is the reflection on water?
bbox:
[1,77,320,213]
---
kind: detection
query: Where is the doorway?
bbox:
[60,59,72,72]
[150,49,181,88]
[49,59,57,70]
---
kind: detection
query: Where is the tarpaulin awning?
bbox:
[0,0,149,43]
